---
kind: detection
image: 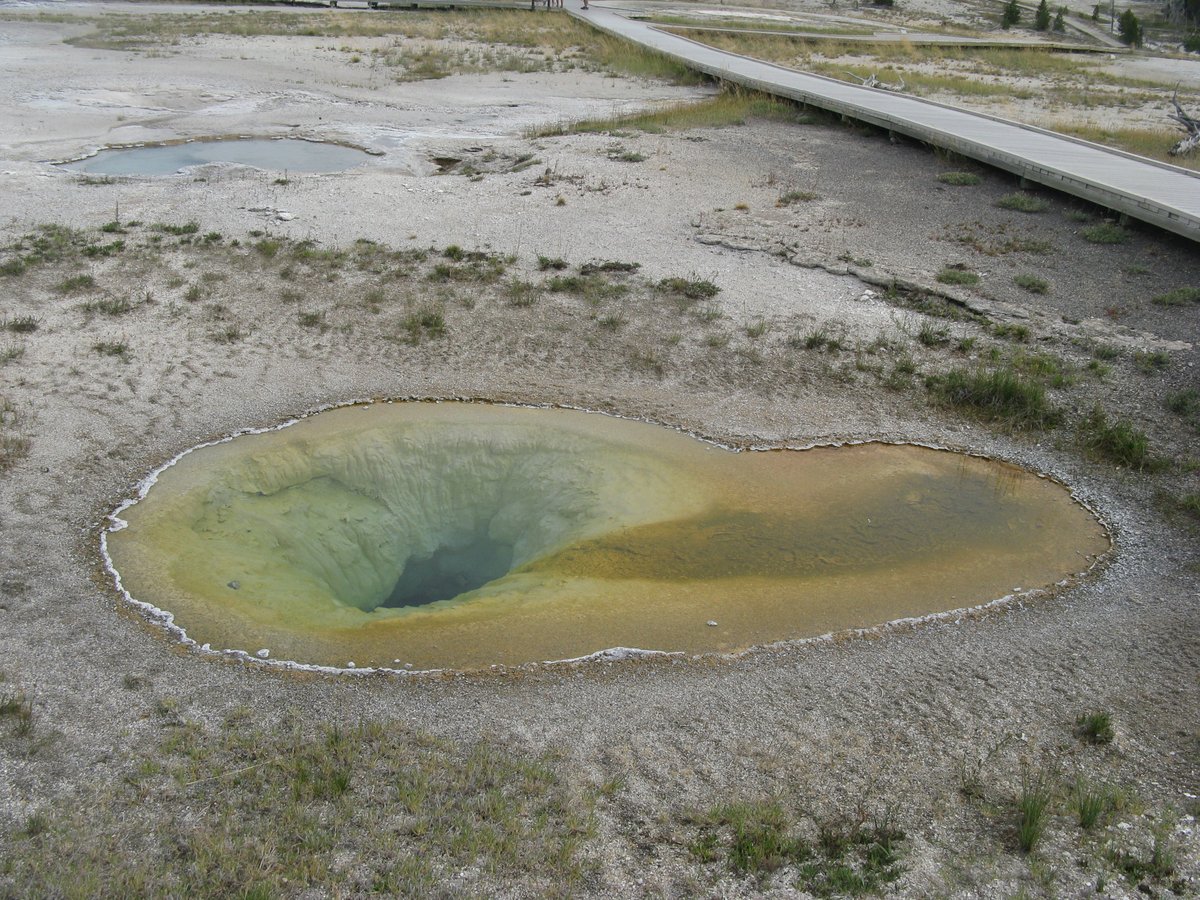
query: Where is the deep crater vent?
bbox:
[104,402,1109,671]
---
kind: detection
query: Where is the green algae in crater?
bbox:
[105,402,1110,670]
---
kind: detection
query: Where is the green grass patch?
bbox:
[937,171,981,185]
[92,341,131,361]
[1133,349,1169,374]
[1013,274,1049,294]
[991,322,1030,342]
[777,189,819,205]
[534,89,805,137]
[1072,777,1114,830]
[1016,771,1052,853]
[153,221,200,236]
[1075,710,1114,745]
[1077,405,1163,471]
[995,192,1049,213]
[1151,287,1200,306]
[1166,388,1200,423]
[401,307,446,343]
[579,260,640,276]
[917,322,950,347]
[1081,222,1129,244]
[82,297,134,316]
[928,367,1059,429]
[3,316,38,334]
[1010,349,1074,387]
[687,800,904,893]
[2,718,594,896]
[936,266,979,286]
[657,275,720,309]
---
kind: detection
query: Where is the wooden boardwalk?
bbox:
[571,4,1200,242]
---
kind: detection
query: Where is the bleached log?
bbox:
[1167,89,1199,157]
[843,71,906,93]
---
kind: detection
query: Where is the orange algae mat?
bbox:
[105,403,1109,670]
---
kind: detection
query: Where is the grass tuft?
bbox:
[92,341,131,361]
[937,171,981,185]
[995,192,1049,213]
[928,367,1059,429]
[658,275,720,311]
[936,266,979,286]
[1073,777,1112,830]
[1075,710,1115,744]
[1077,406,1163,471]
[1081,222,1129,244]
[1151,287,1200,306]
[776,189,819,205]
[1016,770,1052,853]
[1013,274,1049,294]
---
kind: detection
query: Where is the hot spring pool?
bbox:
[65,138,370,176]
[103,402,1109,671]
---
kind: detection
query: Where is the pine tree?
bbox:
[1035,0,1051,30]
[1118,8,1143,46]
[1002,0,1021,28]
[1052,6,1066,30]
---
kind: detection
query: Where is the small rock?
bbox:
[227,580,240,590]
[346,661,356,668]
[256,648,269,659]
[706,620,718,627]
[276,212,295,222]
